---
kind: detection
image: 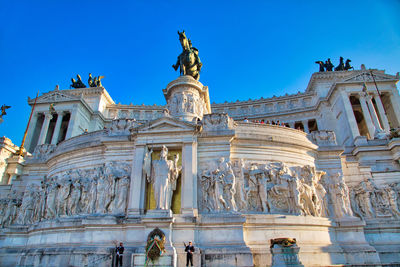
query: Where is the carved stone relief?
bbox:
[199,159,332,217]
[167,91,206,119]
[201,113,235,131]
[350,177,400,219]
[0,162,131,227]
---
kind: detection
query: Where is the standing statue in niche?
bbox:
[172,30,203,80]
[143,146,181,210]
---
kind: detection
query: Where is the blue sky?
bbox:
[1,0,400,145]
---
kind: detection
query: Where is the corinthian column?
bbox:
[358,92,376,139]
[340,91,360,139]
[368,94,390,133]
[373,94,390,133]
[365,94,383,133]
[302,120,309,133]
[51,112,64,145]
[37,113,53,145]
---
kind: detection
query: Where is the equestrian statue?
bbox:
[172,30,203,80]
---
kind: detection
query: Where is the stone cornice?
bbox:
[66,87,115,105]
[211,92,314,108]
[107,103,166,110]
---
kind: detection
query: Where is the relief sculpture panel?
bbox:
[0,161,131,227]
[199,159,356,219]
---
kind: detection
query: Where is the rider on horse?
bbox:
[172,31,203,80]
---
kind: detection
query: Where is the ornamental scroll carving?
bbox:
[201,113,235,131]
[107,119,138,136]
[0,162,131,227]
[310,130,337,146]
[33,144,56,160]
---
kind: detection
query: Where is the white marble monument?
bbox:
[0,67,400,266]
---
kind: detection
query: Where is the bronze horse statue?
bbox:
[172,31,202,80]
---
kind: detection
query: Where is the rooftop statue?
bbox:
[315,61,325,72]
[0,104,11,118]
[344,59,354,70]
[88,73,105,87]
[334,57,345,71]
[316,58,353,72]
[172,30,203,80]
[70,74,86,88]
[324,58,334,71]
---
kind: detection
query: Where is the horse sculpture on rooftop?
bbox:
[172,30,203,80]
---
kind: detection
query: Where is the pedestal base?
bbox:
[132,254,173,267]
[271,245,304,267]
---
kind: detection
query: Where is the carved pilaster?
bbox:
[373,94,390,132]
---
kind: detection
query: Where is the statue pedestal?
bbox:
[131,254,174,267]
[145,209,173,218]
[141,210,177,267]
[271,244,303,267]
[163,75,211,122]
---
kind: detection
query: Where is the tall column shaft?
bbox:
[365,94,383,133]
[387,91,400,127]
[128,145,146,216]
[181,141,198,216]
[65,107,78,139]
[340,91,360,139]
[51,113,64,145]
[359,94,376,138]
[373,94,390,133]
[37,113,53,145]
[24,113,39,152]
[302,120,310,133]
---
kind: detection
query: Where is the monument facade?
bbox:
[0,33,400,267]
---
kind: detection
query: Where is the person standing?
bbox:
[185,241,195,266]
[115,242,124,267]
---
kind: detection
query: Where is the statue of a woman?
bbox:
[148,146,180,210]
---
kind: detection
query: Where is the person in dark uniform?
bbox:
[115,242,124,267]
[185,241,195,266]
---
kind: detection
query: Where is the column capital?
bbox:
[44,113,53,119]
[358,91,368,99]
